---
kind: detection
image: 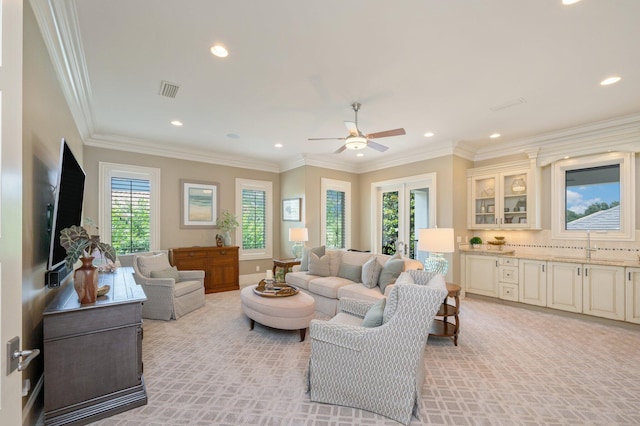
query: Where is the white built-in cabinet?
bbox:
[467,159,540,230]
[582,264,625,321]
[498,257,519,301]
[519,259,547,307]
[546,261,625,320]
[464,254,498,297]
[626,268,640,324]
[547,262,583,313]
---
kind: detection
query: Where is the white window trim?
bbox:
[236,178,273,260]
[98,162,161,251]
[321,178,352,249]
[370,173,437,254]
[551,152,635,241]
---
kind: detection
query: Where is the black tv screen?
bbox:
[48,139,86,271]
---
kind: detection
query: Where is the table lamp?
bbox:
[418,228,455,275]
[289,227,308,260]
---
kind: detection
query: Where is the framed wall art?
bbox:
[180,180,219,228]
[282,198,301,222]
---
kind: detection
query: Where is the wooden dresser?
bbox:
[169,246,239,293]
[43,267,147,425]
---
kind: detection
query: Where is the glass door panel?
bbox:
[503,173,527,227]
[381,190,399,255]
[473,176,496,227]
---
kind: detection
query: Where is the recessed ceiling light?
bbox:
[171,120,183,126]
[356,153,364,157]
[423,132,434,138]
[210,44,229,58]
[490,133,501,139]
[562,0,582,5]
[600,76,621,86]
[274,143,283,148]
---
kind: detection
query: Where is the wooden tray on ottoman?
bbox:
[253,280,299,297]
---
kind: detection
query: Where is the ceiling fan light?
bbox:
[345,136,367,150]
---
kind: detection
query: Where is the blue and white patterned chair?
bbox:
[308,282,448,425]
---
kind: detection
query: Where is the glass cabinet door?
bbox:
[502,172,528,228]
[472,176,496,227]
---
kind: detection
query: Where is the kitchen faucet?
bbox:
[586,230,597,260]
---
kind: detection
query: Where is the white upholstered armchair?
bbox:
[308,282,448,425]
[131,252,205,320]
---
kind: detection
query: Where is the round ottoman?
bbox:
[240,285,316,341]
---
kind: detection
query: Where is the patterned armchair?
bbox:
[308,283,448,425]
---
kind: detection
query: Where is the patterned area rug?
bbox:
[90,289,640,425]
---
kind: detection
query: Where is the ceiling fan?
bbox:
[308,103,406,154]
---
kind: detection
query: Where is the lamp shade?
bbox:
[289,227,309,242]
[418,228,455,253]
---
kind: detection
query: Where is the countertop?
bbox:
[459,246,640,267]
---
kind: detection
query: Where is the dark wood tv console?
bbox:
[43,267,147,425]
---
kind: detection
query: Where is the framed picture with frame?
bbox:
[282,198,301,221]
[180,180,219,228]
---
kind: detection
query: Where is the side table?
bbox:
[272,258,301,282]
[429,283,461,346]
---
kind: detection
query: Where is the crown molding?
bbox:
[86,134,281,173]
[474,113,640,165]
[30,0,95,139]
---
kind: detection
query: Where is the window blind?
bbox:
[242,189,266,250]
[326,189,345,248]
[111,177,151,254]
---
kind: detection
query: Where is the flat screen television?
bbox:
[47,139,86,272]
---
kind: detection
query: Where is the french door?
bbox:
[372,174,436,262]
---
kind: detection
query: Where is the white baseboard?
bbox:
[240,273,263,287]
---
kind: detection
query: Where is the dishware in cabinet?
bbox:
[467,160,539,229]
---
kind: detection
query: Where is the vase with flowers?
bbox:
[60,218,116,304]
[216,210,239,246]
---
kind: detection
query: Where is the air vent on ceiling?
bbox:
[490,97,526,112]
[159,80,180,98]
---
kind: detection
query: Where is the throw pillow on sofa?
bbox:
[338,262,362,282]
[362,298,386,328]
[361,256,382,288]
[378,259,404,293]
[307,252,331,277]
[300,246,325,271]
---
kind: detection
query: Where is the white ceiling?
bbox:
[32,0,640,172]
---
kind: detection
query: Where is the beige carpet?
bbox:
[89,289,640,426]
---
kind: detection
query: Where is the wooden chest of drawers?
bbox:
[169,246,239,293]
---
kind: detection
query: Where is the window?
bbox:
[236,178,272,260]
[99,163,160,254]
[321,178,351,249]
[326,190,346,248]
[552,152,635,241]
[111,177,151,253]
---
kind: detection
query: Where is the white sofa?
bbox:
[285,249,423,316]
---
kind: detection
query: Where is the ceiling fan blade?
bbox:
[366,128,406,139]
[334,145,348,154]
[344,121,359,137]
[308,137,346,141]
[344,121,360,136]
[367,140,389,152]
